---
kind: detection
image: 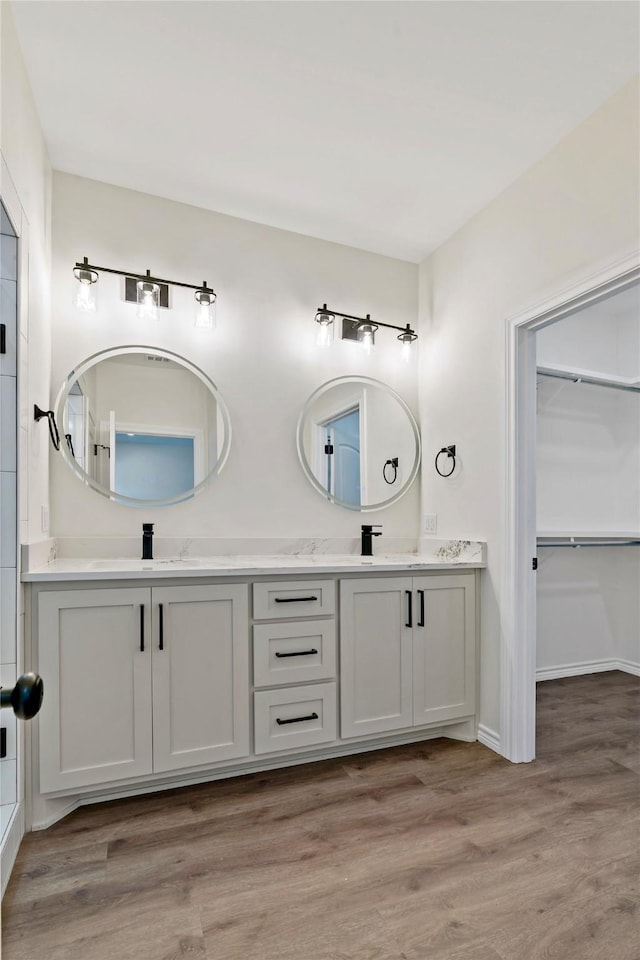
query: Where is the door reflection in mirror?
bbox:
[322,407,361,506]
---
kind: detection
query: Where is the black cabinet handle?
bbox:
[274,596,318,604]
[159,603,164,651]
[276,712,319,726]
[405,590,412,628]
[0,323,6,354]
[140,605,145,652]
[275,648,318,659]
[417,589,425,627]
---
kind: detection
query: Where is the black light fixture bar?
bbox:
[318,305,417,339]
[74,258,215,295]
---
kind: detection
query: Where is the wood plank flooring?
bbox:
[2,671,638,959]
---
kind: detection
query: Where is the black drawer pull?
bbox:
[275,648,318,659]
[405,590,412,628]
[140,605,145,652]
[276,712,319,726]
[417,589,425,627]
[159,603,164,650]
[274,596,318,603]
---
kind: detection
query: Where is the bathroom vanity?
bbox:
[23,548,484,827]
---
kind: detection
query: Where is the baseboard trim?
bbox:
[537,659,640,682]
[477,724,501,755]
[1,802,25,898]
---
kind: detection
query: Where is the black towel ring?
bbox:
[435,445,456,478]
[383,457,398,484]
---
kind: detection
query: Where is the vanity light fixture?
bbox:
[314,305,417,356]
[72,257,218,329]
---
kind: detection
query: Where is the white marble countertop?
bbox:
[22,545,486,582]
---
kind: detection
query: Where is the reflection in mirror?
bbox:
[56,347,231,506]
[297,376,420,511]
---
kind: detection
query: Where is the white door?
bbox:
[38,588,153,792]
[412,574,476,725]
[324,407,361,506]
[340,577,413,738]
[151,584,249,772]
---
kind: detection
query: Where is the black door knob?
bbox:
[0,673,44,719]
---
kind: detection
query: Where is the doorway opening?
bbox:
[503,253,640,763]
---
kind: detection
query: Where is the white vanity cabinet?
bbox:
[340,573,476,739]
[37,584,249,793]
[27,558,482,821]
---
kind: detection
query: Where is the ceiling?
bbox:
[10,1,640,262]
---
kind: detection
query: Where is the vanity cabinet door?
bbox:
[412,574,476,726]
[38,588,153,793]
[340,577,413,738]
[151,584,249,773]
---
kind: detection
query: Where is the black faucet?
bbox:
[142,523,154,560]
[361,524,382,557]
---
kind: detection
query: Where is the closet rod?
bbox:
[538,540,640,548]
[537,367,640,393]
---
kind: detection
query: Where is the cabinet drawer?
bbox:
[253,580,335,619]
[253,682,337,754]
[253,621,336,687]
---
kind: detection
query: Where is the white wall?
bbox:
[537,381,639,533]
[537,283,640,379]
[418,77,640,736]
[1,3,52,546]
[50,173,419,542]
[536,549,640,674]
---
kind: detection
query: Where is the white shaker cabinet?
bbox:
[340,573,476,739]
[412,574,476,725]
[38,588,153,793]
[340,577,414,738]
[37,584,249,793]
[151,584,249,773]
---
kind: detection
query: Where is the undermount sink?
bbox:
[88,558,192,569]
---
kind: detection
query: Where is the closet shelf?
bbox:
[537,365,640,393]
[537,533,640,548]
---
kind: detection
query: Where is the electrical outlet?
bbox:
[41,505,49,534]
[423,514,437,535]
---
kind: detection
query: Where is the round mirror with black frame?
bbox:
[296,376,420,511]
[55,346,231,507]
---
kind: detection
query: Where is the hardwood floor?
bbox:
[2,671,638,959]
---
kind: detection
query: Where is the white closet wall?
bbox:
[536,284,640,679]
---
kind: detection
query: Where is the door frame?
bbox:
[502,249,640,763]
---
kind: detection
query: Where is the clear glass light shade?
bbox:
[195,300,216,330]
[194,288,217,329]
[315,307,335,348]
[137,280,160,321]
[316,318,334,348]
[73,267,98,312]
[398,328,417,363]
[401,339,413,363]
[358,323,377,355]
